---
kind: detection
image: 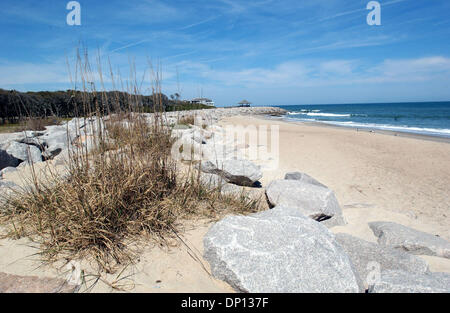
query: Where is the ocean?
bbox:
[277,102,450,139]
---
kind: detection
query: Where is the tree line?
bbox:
[0,89,212,124]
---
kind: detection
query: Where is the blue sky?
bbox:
[1,0,450,106]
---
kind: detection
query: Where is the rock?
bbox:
[0,180,19,189]
[368,270,450,293]
[0,166,18,176]
[199,173,246,197]
[173,124,191,130]
[41,131,72,157]
[335,233,429,289]
[17,161,29,169]
[204,206,362,293]
[199,159,262,187]
[199,173,227,190]
[191,130,207,144]
[173,136,204,161]
[201,129,213,140]
[4,141,42,163]
[369,222,450,258]
[202,142,236,161]
[220,183,244,196]
[0,149,21,170]
[265,179,346,227]
[172,128,206,144]
[52,149,70,165]
[18,137,46,150]
[0,272,78,293]
[284,172,326,188]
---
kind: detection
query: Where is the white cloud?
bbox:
[0,61,69,87]
[176,56,450,88]
[319,60,356,75]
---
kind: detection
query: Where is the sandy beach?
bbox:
[1,111,449,292]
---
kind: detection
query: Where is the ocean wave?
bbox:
[287,111,367,117]
[299,109,321,112]
[322,121,450,137]
[302,112,351,117]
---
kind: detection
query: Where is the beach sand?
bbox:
[1,114,449,292]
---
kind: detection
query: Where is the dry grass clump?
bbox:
[178,115,195,126]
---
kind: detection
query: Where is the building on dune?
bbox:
[190,97,215,107]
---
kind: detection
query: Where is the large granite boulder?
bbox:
[369,222,450,258]
[368,270,450,293]
[204,206,362,293]
[4,141,42,163]
[18,136,46,150]
[199,172,247,197]
[172,128,206,145]
[172,135,204,161]
[0,150,20,170]
[265,179,345,227]
[0,180,19,189]
[284,172,326,188]
[40,131,70,158]
[0,272,78,293]
[0,166,18,176]
[199,159,262,187]
[199,172,227,189]
[335,233,429,289]
[220,183,244,197]
[202,142,236,162]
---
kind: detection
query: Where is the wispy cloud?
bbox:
[179,16,220,30]
[176,56,450,88]
[107,39,151,55]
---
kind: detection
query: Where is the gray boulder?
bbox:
[369,222,450,258]
[41,131,72,158]
[173,128,206,144]
[0,150,21,170]
[265,179,345,227]
[335,233,429,289]
[201,142,236,161]
[199,159,262,187]
[220,183,244,197]
[173,124,190,130]
[5,141,42,163]
[284,172,326,188]
[18,137,46,150]
[204,206,362,293]
[368,270,450,293]
[191,130,206,144]
[0,180,18,188]
[199,172,246,197]
[199,172,227,190]
[0,166,18,176]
